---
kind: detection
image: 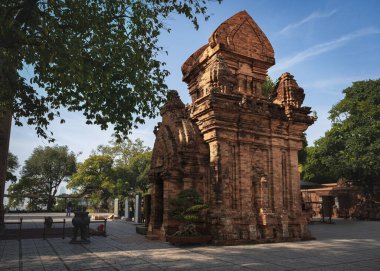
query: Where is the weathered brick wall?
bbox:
[147,11,315,244]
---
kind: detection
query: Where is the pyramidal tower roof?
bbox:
[182,11,275,78]
[209,10,274,59]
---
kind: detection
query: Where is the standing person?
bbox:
[66,201,72,217]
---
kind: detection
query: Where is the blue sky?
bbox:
[9,0,380,175]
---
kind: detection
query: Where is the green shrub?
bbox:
[169,189,208,236]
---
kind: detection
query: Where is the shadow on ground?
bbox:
[1,215,380,270]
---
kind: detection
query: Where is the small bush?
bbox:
[169,189,208,236]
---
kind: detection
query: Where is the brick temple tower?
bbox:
[147,11,316,244]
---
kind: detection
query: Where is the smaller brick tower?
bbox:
[147,11,316,244]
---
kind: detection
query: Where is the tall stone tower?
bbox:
[147,11,315,244]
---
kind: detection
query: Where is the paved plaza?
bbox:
[1,213,380,270]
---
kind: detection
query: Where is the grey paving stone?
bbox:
[2,214,380,271]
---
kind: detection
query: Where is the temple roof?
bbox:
[182,10,275,77]
[208,10,274,58]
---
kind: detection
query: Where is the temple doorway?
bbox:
[154,176,164,229]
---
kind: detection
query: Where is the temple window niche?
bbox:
[247,77,253,95]
[192,88,203,101]
[197,88,202,99]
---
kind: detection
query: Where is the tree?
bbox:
[98,137,149,167]
[262,76,277,98]
[98,137,152,195]
[302,144,337,183]
[298,134,308,166]
[1,0,218,138]
[6,152,19,183]
[8,145,76,210]
[0,0,221,222]
[298,133,310,178]
[126,151,152,193]
[68,137,152,210]
[68,155,115,210]
[113,150,152,198]
[303,79,380,196]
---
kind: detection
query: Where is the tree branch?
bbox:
[14,0,39,27]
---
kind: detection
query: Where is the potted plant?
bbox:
[166,189,211,245]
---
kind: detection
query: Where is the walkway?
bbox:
[1,213,380,270]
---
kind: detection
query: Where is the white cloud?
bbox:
[303,75,380,93]
[273,28,380,72]
[278,9,337,35]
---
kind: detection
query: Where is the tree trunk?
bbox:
[47,186,58,211]
[0,110,12,223]
[47,187,55,211]
[47,194,54,211]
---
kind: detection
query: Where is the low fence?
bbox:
[1,217,107,240]
[1,218,23,239]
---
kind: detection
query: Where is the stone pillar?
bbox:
[114,198,119,218]
[134,194,142,223]
[124,198,129,219]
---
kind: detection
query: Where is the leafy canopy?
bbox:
[68,155,114,209]
[303,79,380,195]
[262,75,277,98]
[8,145,76,210]
[6,152,19,183]
[98,137,152,195]
[68,137,152,209]
[97,137,149,167]
[0,0,220,140]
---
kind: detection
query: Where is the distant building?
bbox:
[301,180,380,220]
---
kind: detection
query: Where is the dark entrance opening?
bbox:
[154,176,164,229]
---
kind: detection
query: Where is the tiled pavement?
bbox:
[1,214,380,271]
